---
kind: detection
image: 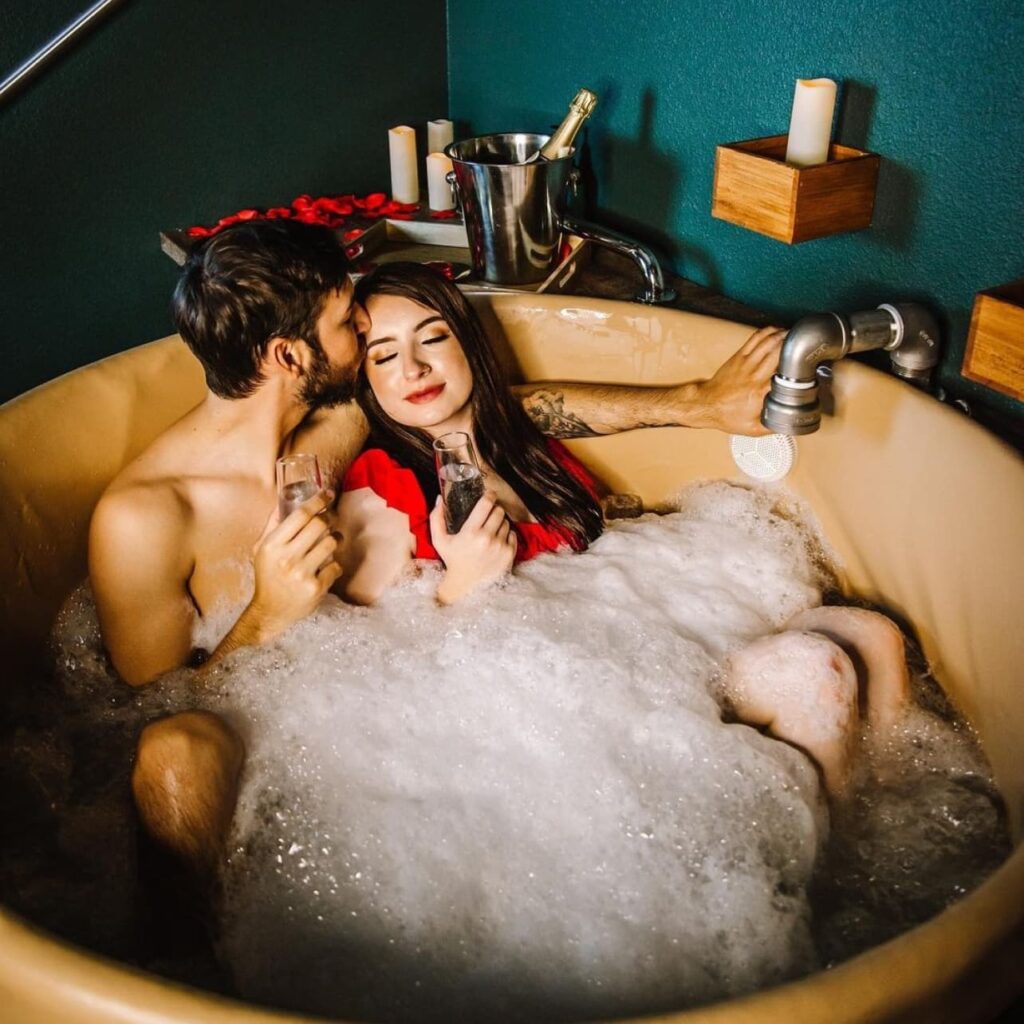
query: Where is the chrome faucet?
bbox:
[559,215,676,304]
[762,303,941,435]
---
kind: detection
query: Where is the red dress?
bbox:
[341,440,598,564]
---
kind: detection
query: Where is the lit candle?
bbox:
[427,118,454,155]
[785,78,838,167]
[426,152,455,211]
[388,125,419,204]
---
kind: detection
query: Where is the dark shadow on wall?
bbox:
[585,87,720,290]
[837,81,919,252]
[871,159,921,252]
[835,79,876,150]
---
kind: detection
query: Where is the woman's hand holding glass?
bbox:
[430,490,517,604]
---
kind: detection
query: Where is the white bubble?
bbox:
[41,481,1008,1021]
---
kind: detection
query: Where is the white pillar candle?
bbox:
[426,152,455,211]
[427,118,454,155]
[785,78,838,167]
[388,125,419,204]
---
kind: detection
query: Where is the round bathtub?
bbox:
[1,293,1022,1023]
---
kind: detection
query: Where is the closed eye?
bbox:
[421,333,450,345]
[371,352,397,365]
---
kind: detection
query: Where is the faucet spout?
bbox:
[762,303,941,435]
[559,215,676,304]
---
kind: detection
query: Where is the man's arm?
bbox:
[513,326,785,438]
[89,487,198,687]
[90,487,341,686]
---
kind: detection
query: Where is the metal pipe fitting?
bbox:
[877,303,942,383]
[559,215,676,304]
[762,302,941,435]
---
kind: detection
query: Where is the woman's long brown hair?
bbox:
[354,263,603,547]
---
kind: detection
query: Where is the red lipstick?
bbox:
[405,383,445,404]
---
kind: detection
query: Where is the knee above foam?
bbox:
[133,711,244,820]
[132,711,244,873]
[725,631,859,738]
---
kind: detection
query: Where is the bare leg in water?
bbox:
[132,710,244,881]
[722,609,910,797]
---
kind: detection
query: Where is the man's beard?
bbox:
[301,346,360,408]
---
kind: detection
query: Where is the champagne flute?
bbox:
[433,432,485,533]
[276,453,323,518]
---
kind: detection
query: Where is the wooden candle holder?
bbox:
[712,134,880,244]
[962,278,1024,401]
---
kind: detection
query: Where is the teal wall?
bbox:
[0,0,447,402]
[4,1,1021,427]
[449,0,1024,425]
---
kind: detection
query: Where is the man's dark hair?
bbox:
[171,219,350,399]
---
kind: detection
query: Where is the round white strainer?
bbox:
[729,433,797,482]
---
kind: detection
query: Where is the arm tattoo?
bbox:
[521,390,601,439]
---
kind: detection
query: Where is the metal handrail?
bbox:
[0,0,128,105]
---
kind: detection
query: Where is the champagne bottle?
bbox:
[528,88,598,162]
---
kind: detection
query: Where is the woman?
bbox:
[336,262,604,606]
[337,263,909,796]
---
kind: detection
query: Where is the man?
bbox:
[89,219,784,875]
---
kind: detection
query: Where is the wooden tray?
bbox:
[161,208,591,296]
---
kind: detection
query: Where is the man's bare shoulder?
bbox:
[90,412,206,562]
[291,401,369,478]
[90,473,192,569]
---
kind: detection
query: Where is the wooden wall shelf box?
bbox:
[711,134,880,244]
[962,278,1024,402]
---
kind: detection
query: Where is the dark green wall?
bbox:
[0,0,447,402]
[449,0,1024,425]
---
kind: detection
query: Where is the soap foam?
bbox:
[138,482,830,1020]
[34,480,1010,1021]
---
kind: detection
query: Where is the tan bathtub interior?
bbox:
[1,294,1022,1023]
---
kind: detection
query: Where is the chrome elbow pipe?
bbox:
[762,303,940,435]
[558,215,676,304]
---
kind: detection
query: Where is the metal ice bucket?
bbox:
[446,133,574,285]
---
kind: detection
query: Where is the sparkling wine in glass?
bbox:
[276,453,323,518]
[433,431,485,533]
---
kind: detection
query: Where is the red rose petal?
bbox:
[314,196,354,216]
[429,209,458,220]
[423,261,455,279]
[186,226,213,237]
[342,228,364,242]
[353,192,387,210]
